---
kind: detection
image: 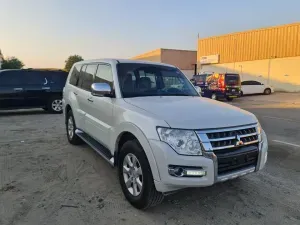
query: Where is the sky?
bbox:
[0,0,299,68]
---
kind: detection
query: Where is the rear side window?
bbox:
[94,64,113,88]
[0,71,24,86]
[69,65,82,86]
[81,64,97,91]
[25,71,47,85]
[46,71,68,85]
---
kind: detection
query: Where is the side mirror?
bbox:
[91,83,112,97]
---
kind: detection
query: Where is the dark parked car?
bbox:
[0,69,68,113]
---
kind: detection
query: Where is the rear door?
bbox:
[23,70,50,107]
[241,81,252,94]
[225,73,241,96]
[0,70,26,109]
[250,81,265,94]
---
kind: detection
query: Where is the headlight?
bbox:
[257,123,262,142]
[157,127,202,156]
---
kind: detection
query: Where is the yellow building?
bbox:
[132,48,197,78]
[197,23,300,92]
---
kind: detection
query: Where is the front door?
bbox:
[84,63,114,148]
[0,70,25,109]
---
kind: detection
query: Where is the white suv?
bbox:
[63,59,268,209]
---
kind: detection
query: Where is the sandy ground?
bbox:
[0,93,300,225]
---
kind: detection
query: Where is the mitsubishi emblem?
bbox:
[235,134,244,146]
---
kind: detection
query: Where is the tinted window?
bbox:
[25,71,47,85]
[46,71,68,85]
[242,80,261,85]
[241,81,251,85]
[81,64,97,91]
[225,74,241,85]
[94,64,113,88]
[77,65,87,89]
[0,71,24,86]
[69,65,82,86]
[251,81,261,85]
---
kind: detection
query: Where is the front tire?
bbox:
[118,140,164,209]
[66,110,83,145]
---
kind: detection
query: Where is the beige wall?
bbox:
[132,49,162,62]
[161,49,196,70]
[131,48,197,71]
[200,56,300,92]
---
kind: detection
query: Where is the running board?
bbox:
[75,129,114,166]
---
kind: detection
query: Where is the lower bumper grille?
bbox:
[214,145,258,176]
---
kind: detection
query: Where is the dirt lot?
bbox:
[1,93,300,225]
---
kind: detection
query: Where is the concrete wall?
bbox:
[131,48,197,71]
[181,70,194,79]
[132,49,162,62]
[198,23,300,64]
[161,49,196,70]
[200,56,300,92]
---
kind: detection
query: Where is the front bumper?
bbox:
[150,133,268,193]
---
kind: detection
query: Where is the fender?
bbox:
[112,122,161,182]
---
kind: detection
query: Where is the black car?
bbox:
[0,69,68,113]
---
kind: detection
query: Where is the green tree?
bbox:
[64,55,83,72]
[1,57,25,69]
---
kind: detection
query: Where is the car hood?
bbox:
[124,96,257,129]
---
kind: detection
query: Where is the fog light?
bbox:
[168,165,206,177]
[185,170,206,176]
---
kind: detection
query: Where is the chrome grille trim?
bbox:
[197,124,259,151]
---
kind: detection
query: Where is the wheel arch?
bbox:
[113,123,161,181]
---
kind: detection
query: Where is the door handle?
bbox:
[73,92,78,96]
[13,88,23,91]
[87,98,93,102]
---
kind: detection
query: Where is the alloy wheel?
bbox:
[52,99,63,112]
[123,153,143,196]
[68,117,74,139]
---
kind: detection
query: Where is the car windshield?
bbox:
[117,63,198,98]
[225,74,241,85]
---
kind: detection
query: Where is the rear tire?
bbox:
[118,140,164,209]
[66,110,83,145]
[264,88,271,95]
[47,96,63,113]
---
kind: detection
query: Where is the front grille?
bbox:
[198,125,259,151]
[197,124,260,176]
